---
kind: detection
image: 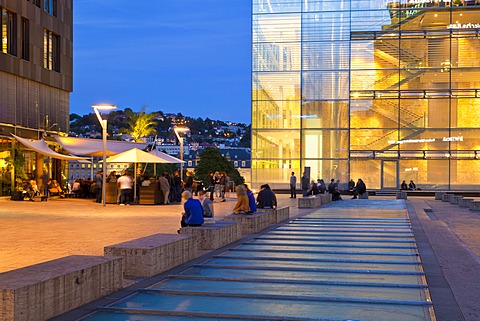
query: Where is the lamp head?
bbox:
[92,104,117,111]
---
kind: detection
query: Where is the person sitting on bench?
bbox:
[256,184,277,209]
[180,191,204,227]
[48,180,65,198]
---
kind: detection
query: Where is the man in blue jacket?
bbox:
[180,190,204,227]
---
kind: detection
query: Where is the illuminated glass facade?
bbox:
[252,0,480,190]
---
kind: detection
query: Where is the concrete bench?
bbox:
[104,234,197,277]
[0,255,122,321]
[450,195,463,205]
[459,198,474,208]
[359,192,369,199]
[434,192,445,200]
[264,206,290,224]
[442,193,453,202]
[298,196,322,208]
[225,212,271,235]
[179,221,242,250]
[469,201,480,211]
[319,193,332,204]
[396,192,407,200]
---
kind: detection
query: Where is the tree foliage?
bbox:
[194,147,244,186]
[126,108,157,142]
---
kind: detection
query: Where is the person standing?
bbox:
[40,170,50,198]
[301,172,310,197]
[95,170,103,203]
[219,172,226,202]
[290,172,297,198]
[117,171,133,205]
[208,172,215,201]
[159,172,171,205]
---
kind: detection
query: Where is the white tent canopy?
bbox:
[55,136,148,157]
[149,149,185,164]
[12,135,88,161]
[106,148,174,164]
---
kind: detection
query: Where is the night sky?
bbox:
[71,0,251,124]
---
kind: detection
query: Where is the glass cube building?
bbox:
[252,0,480,190]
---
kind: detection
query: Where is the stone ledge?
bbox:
[459,198,474,208]
[0,255,123,321]
[179,221,242,250]
[298,196,322,208]
[264,206,290,224]
[104,234,197,277]
[224,212,270,234]
[469,201,480,211]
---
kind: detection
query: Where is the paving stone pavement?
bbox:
[0,195,479,321]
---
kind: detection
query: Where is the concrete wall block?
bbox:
[104,234,197,277]
[298,197,322,208]
[0,255,123,321]
[225,213,270,234]
[396,192,407,200]
[265,207,290,224]
[450,195,463,205]
[459,198,474,208]
[469,201,480,211]
[180,221,242,250]
[320,194,332,205]
[434,192,444,200]
[442,194,452,202]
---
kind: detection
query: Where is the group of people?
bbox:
[231,183,277,215]
[401,180,420,191]
[289,172,372,201]
[23,170,66,201]
[179,182,279,230]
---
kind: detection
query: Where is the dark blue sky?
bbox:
[71,0,252,124]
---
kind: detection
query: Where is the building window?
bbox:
[188,161,192,166]
[1,8,17,56]
[242,161,246,167]
[21,18,29,60]
[43,29,60,72]
[33,0,41,8]
[44,0,57,16]
[234,161,238,167]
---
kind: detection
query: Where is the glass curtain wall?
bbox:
[252,0,480,190]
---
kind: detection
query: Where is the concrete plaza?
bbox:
[0,194,479,320]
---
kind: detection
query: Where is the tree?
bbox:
[195,147,244,186]
[126,109,157,142]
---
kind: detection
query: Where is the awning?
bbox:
[12,135,89,161]
[106,148,174,164]
[55,136,148,157]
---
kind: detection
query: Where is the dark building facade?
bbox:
[0,0,73,195]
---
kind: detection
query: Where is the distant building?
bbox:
[0,1,73,195]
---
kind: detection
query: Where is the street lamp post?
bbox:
[173,127,189,182]
[92,104,117,206]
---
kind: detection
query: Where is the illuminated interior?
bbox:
[252,0,480,190]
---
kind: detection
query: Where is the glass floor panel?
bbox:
[94,292,433,321]
[177,266,426,285]
[149,278,430,302]
[200,257,423,273]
